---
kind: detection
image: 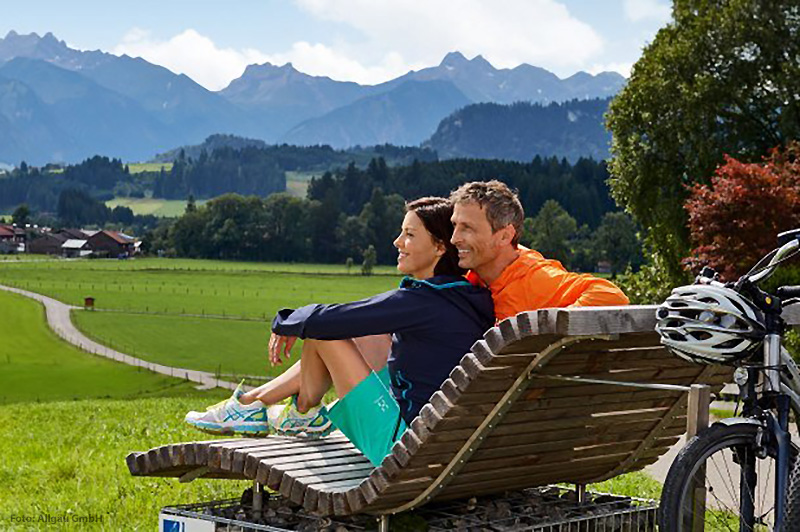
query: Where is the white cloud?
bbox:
[112,1,611,89]
[113,28,270,90]
[293,0,604,77]
[258,42,423,85]
[588,61,633,78]
[623,0,671,23]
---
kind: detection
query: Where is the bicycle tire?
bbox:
[782,453,800,531]
[659,422,796,532]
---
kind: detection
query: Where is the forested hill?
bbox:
[426,98,611,162]
[153,134,438,168]
[307,156,615,231]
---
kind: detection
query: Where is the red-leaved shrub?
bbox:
[684,143,800,281]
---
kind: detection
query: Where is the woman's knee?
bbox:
[305,338,353,349]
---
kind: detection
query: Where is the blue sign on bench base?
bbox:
[159,513,214,532]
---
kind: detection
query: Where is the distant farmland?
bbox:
[0,288,211,405]
[0,258,401,377]
[105,197,205,217]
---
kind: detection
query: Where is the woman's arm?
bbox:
[272,289,433,340]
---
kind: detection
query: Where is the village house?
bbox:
[61,239,92,258]
[0,224,27,253]
[86,230,136,258]
[27,232,69,255]
[56,228,89,240]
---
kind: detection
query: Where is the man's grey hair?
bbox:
[449,180,524,246]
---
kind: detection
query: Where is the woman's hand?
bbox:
[268,333,298,366]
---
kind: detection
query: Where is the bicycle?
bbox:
[655,228,800,531]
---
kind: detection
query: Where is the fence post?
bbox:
[687,384,710,532]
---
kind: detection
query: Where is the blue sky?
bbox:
[2,0,672,90]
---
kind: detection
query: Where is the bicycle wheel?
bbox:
[659,422,795,532]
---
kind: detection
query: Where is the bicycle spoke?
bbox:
[757,458,774,525]
[714,449,741,508]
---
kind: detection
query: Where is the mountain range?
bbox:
[426,98,613,162]
[0,31,626,166]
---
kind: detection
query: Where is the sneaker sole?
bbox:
[187,419,270,437]
[275,426,335,439]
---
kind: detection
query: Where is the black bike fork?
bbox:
[773,395,792,531]
[740,446,757,532]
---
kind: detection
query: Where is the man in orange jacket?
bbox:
[450,180,628,321]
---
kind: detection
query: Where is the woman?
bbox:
[185,197,493,466]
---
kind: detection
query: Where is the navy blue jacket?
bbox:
[271,275,494,423]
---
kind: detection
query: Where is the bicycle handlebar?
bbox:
[778,286,800,300]
[748,237,800,285]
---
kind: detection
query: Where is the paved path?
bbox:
[0,283,240,392]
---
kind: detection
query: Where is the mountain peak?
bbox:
[469,54,495,71]
[0,30,71,64]
[440,51,468,67]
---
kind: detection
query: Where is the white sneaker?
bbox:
[268,395,334,439]
[185,382,269,436]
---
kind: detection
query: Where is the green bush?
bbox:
[615,259,685,305]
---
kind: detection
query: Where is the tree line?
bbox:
[0,156,132,213]
[307,155,616,230]
[152,147,286,199]
[147,182,642,274]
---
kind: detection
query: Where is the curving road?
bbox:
[0,283,240,392]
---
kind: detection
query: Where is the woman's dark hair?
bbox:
[406,197,466,277]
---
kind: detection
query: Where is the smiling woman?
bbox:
[185,196,495,466]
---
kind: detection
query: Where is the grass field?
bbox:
[285,170,321,198]
[0,258,400,375]
[0,283,248,529]
[73,310,282,377]
[0,396,663,531]
[105,197,205,217]
[0,289,214,405]
[0,397,246,531]
[0,254,56,262]
[0,258,400,317]
[127,162,173,174]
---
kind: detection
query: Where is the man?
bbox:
[450,180,628,320]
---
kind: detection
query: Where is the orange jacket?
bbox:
[467,248,630,321]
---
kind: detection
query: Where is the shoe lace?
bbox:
[204,398,229,412]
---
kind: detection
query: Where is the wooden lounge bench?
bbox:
[128,305,800,521]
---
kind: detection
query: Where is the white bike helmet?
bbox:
[655,284,765,365]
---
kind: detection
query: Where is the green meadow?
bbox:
[126,162,173,174]
[105,197,204,217]
[0,258,401,376]
[73,311,280,377]
[0,397,247,531]
[0,286,245,530]
[0,289,210,405]
[0,258,399,314]
[285,170,321,198]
